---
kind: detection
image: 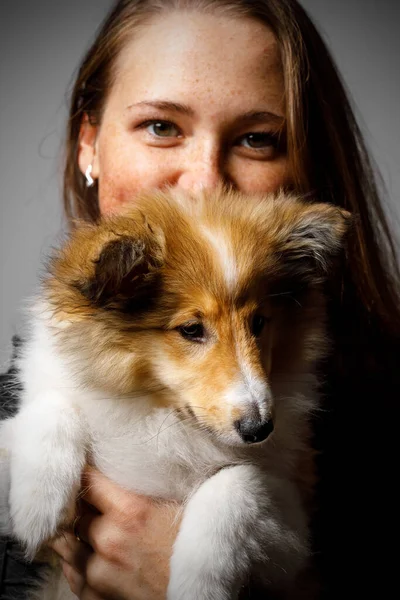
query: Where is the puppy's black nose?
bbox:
[234,417,274,444]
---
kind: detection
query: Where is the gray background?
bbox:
[1,0,399,367]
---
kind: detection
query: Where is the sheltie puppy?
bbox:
[0,188,349,599]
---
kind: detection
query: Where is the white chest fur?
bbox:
[81,395,238,501]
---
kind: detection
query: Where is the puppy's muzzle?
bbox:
[234,415,274,444]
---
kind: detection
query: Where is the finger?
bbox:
[81,466,125,514]
[74,510,117,558]
[80,585,108,600]
[82,466,150,519]
[72,502,99,545]
[49,532,92,573]
[62,559,85,597]
[75,511,101,549]
[84,554,124,600]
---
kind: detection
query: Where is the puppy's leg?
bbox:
[8,391,86,558]
[168,464,308,600]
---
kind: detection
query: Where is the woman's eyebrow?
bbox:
[239,111,285,126]
[125,100,194,115]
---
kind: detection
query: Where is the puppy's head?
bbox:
[45,189,349,446]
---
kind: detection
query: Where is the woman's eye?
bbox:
[142,120,181,138]
[239,132,279,150]
[177,323,205,343]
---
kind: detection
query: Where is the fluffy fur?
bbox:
[0,188,349,599]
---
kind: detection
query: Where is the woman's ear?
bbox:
[78,114,100,180]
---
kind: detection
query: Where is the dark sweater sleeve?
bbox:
[0,336,23,420]
[0,337,44,599]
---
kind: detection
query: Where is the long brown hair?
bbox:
[63,0,400,344]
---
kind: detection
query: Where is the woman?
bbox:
[1,0,399,598]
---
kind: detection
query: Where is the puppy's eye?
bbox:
[178,323,205,343]
[251,315,269,337]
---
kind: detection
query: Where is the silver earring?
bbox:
[85,164,95,188]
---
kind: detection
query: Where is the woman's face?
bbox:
[78,11,290,214]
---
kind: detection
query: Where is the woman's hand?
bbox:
[49,466,181,600]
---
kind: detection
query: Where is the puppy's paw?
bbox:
[10,473,79,559]
[168,566,234,600]
[7,393,87,558]
[9,433,85,558]
[168,524,236,600]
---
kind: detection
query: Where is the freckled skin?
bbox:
[78,11,290,212]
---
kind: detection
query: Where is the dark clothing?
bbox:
[311,316,399,600]
[0,333,398,599]
[0,539,43,600]
[0,338,44,599]
[0,336,22,421]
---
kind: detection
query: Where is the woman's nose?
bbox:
[175,150,229,193]
[177,167,223,193]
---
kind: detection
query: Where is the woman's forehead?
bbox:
[107,10,284,119]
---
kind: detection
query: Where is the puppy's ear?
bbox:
[78,236,159,308]
[278,203,351,278]
[67,214,165,312]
